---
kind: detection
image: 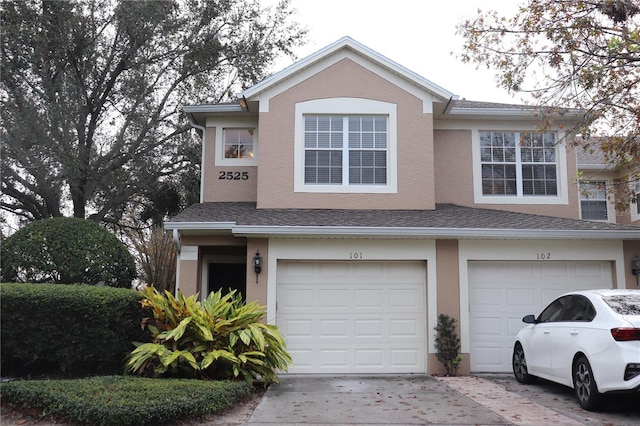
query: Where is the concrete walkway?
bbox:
[247,375,526,425]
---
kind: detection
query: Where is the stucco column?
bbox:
[427,239,470,375]
[177,245,199,297]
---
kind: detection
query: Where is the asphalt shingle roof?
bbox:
[166,202,639,233]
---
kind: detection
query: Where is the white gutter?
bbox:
[578,164,614,171]
[164,221,237,231]
[183,104,244,113]
[163,222,640,240]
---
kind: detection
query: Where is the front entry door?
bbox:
[208,263,247,300]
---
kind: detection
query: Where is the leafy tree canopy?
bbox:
[457,0,639,204]
[0,217,137,287]
[1,0,306,227]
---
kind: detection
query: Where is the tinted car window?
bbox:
[538,296,571,323]
[560,296,595,321]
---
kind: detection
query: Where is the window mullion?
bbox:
[342,116,349,186]
[515,132,523,197]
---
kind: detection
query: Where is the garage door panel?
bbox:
[277,261,426,374]
[507,289,536,309]
[320,320,348,337]
[469,261,612,373]
[319,289,350,307]
[354,288,385,307]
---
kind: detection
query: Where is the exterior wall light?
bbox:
[252,250,263,283]
[632,255,640,286]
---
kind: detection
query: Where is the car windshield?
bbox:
[602,294,640,315]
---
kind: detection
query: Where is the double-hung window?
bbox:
[480,131,559,197]
[304,115,387,185]
[295,98,397,193]
[580,181,608,221]
[214,118,258,166]
[224,128,255,159]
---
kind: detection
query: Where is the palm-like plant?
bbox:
[127,287,291,384]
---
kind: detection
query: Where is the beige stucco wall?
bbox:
[434,130,474,206]
[201,126,258,202]
[177,258,199,296]
[434,129,581,218]
[427,239,470,376]
[256,58,435,210]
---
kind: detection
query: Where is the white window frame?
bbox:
[471,128,568,205]
[213,118,258,166]
[579,180,610,222]
[294,98,397,193]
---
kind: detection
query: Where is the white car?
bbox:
[512,289,640,410]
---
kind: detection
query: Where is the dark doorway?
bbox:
[208,263,247,300]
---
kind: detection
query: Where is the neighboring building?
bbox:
[577,138,640,225]
[165,37,640,375]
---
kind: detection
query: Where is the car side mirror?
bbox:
[522,314,536,324]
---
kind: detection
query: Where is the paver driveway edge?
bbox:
[437,376,583,426]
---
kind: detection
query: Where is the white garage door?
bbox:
[277,261,426,374]
[469,261,612,373]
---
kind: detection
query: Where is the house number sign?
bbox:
[350,252,364,259]
[218,171,249,180]
[536,252,552,260]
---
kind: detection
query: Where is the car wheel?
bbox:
[573,355,601,411]
[512,343,536,384]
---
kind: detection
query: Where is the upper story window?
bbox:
[473,129,568,205]
[580,181,608,221]
[213,118,258,166]
[304,115,387,185]
[481,131,557,196]
[294,98,397,194]
[224,129,254,159]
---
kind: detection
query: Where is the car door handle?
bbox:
[544,329,551,334]
[571,330,579,336]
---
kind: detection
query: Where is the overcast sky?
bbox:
[264,0,523,103]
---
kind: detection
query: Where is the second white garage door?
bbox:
[277,261,426,374]
[468,261,613,373]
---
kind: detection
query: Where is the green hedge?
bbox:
[1,283,148,377]
[0,217,137,288]
[0,376,253,426]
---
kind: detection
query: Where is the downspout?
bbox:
[173,228,181,297]
[443,96,454,115]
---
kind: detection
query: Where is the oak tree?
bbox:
[458,0,639,206]
[1,0,305,226]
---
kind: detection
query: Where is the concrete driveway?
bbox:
[247,374,640,425]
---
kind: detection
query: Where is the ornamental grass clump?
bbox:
[127,287,291,384]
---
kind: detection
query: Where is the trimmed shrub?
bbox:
[127,287,292,384]
[0,217,137,288]
[0,376,253,426]
[0,283,147,377]
[434,313,462,376]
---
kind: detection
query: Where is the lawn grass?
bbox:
[0,375,254,425]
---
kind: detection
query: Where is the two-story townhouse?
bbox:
[165,37,640,375]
